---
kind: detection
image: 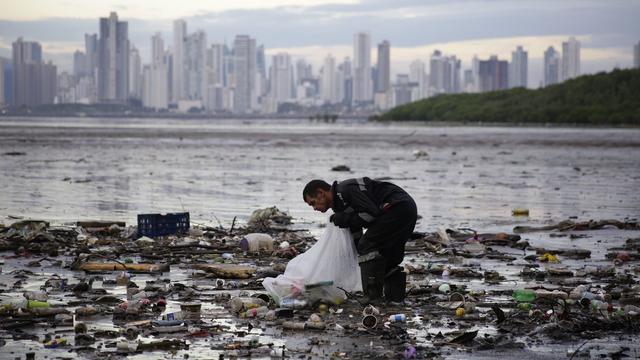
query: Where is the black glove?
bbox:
[330,211,351,228]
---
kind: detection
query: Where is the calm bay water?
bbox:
[1,117,639,232]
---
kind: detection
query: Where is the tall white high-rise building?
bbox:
[409,60,426,100]
[352,32,372,104]
[0,57,5,105]
[544,46,560,87]
[233,35,256,113]
[205,44,225,111]
[73,51,87,79]
[634,41,640,69]
[321,54,338,103]
[12,37,57,106]
[270,52,293,104]
[295,59,312,85]
[561,36,581,81]
[184,30,207,101]
[207,44,224,86]
[471,55,480,93]
[84,34,98,78]
[172,19,186,103]
[509,46,528,88]
[376,40,390,94]
[129,45,142,99]
[143,32,168,109]
[97,12,129,103]
[429,50,460,95]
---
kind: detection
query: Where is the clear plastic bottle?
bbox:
[388,314,406,322]
[280,298,308,309]
[441,267,450,281]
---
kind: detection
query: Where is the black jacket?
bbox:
[331,177,412,229]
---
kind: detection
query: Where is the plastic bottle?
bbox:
[229,297,267,313]
[441,267,450,281]
[512,289,536,303]
[280,298,308,309]
[388,314,406,322]
[28,300,50,309]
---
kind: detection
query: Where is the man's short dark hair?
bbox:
[303,179,331,201]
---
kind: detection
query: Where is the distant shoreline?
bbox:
[1,113,639,129]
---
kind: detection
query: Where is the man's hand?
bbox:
[330,212,351,228]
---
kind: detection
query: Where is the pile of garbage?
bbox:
[0,213,639,358]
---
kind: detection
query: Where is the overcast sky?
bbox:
[1,0,639,87]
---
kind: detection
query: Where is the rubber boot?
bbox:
[384,266,407,303]
[358,252,385,303]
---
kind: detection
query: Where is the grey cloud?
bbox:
[0,1,638,58]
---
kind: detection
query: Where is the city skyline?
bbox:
[1,1,639,86]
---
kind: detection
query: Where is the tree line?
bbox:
[374,68,640,125]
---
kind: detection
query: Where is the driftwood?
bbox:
[76,221,126,228]
[191,264,256,279]
[78,262,169,273]
[514,219,639,233]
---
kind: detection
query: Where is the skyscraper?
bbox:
[429,50,460,95]
[85,34,98,78]
[0,57,5,105]
[561,37,580,81]
[543,46,560,86]
[97,12,129,103]
[233,35,256,113]
[478,55,508,92]
[205,44,225,111]
[321,54,337,103]
[352,32,372,104]
[143,32,168,109]
[129,45,142,99]
[341,57,353,105]
[295,59,312,85]
[73,50,87,79]
[206,44,225,89]
[634,41,640,69]
[172,19,186,103]
[270,52,293,104]
[510,46,528,88]
[184,30,207,101]
[1,57,12,105]
[12,37,56,106]
[376,40,390,94]
[409,60,426,100]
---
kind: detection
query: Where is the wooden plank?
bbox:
[76,220,126,228]
[78,262,169,273]
[192,264,256,279]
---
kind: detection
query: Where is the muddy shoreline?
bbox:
[1,215,639,359]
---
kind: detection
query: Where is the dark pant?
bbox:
[357,195,417,273]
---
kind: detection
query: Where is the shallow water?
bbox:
[1,117,639,234]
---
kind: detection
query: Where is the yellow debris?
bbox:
[538,253,560,263]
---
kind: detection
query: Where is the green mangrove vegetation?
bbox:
[375,68,640,125]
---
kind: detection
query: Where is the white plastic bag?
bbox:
[263,222,362,304]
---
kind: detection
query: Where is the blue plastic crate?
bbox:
[137,212,190,238]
